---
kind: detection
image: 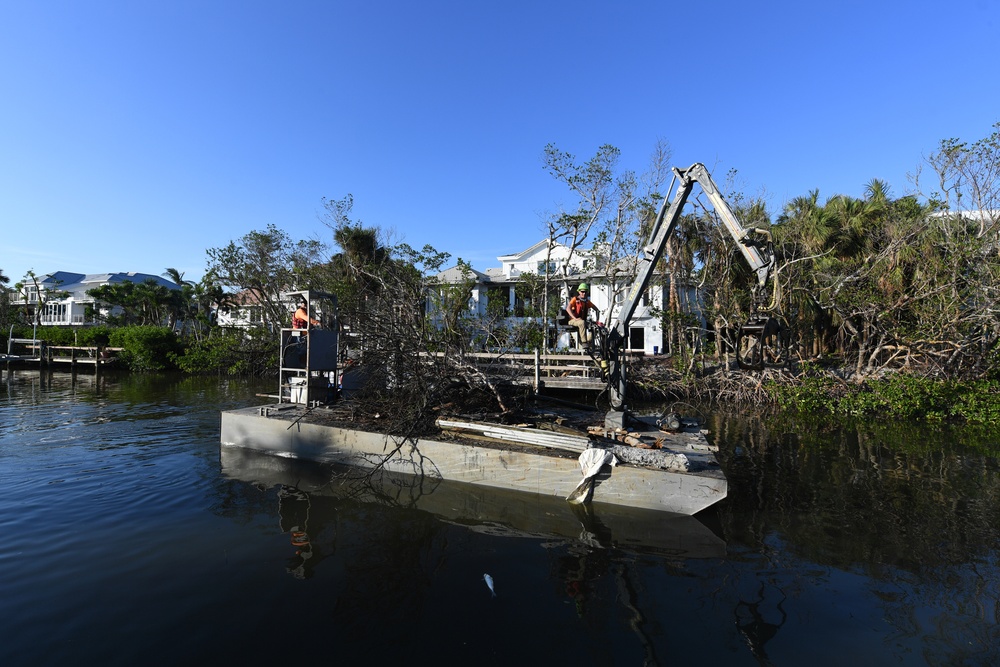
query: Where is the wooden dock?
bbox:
[421,349,645,392]
[4,339,121,369]
[46,345,122,367]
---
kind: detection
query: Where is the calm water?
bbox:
[1,370,998,666]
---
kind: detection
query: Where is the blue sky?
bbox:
[2,0,998,284]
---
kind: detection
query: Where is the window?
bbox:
[486,286,510,317]
[43,303,67,323]
[629,327,645,351]
[536,260,557,274]
[514,293,529,317]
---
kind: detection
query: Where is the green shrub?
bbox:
[767,374,839,414]
[952,380,1000,425]
[75,326,113,347]
[171,327,278,376]
[836,375,954,420]
[7,325,115,347]
[10,325,74,345]
[770,373,1000,425]
[108,326,182,372]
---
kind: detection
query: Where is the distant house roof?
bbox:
[39,271,86,286]
[229,289,270,306]
[434,265,491,284]
[497,240,565,262]
[929,209,1000,222]
[38,272,181,298]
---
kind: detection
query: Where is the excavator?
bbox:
[598,163,787,425]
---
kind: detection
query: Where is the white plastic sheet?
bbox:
[566,447,617,504]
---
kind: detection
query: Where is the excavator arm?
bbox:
[604,163,785,415]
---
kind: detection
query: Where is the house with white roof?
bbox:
[431,240,682,355]
[10,271,182,326]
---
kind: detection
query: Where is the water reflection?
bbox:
[216,445,740,663]
[3,372,999,664]
[1,368,267,409]
[734,580,787,665]
[708,410,1000,664]
[711,412,1000,569]
[276,486,329,579]
[220,444,727,569]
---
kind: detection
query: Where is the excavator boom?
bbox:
[605,163,784,416]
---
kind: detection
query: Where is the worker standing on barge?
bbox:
[566,283,600,350]
[293,300,320,329]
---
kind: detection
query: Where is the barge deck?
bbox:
[220,403,727,516]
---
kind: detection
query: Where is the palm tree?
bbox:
[0,269,10,330]
[333,225,383,273]
[134,280,173,326]
[162,267,192,288]
[163,268,195,332]
[776,189,837,256]
[330,223,387,326]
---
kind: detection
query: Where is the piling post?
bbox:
[534,348,540,391]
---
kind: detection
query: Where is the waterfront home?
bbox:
[214,289,268,329]
[9,271,181,326]
[430,239,697,355]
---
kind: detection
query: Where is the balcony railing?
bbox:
[38,314,92,325]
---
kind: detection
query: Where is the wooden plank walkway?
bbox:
[4,340,122,368]
[418,350,644,392]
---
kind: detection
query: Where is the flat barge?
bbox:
[220,403,727,516]
[219,289,726,517]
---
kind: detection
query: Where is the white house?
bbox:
[214,289,267,329]
[433,240,672,355]
[10,271,182,325]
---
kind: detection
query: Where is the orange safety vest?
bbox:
[293,307,312,329]
[568,296,592,319]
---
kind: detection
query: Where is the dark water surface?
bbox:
[1,371,998,666]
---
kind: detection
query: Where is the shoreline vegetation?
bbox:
[5,323,1000,428]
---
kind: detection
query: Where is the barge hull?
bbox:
[220,406,727,515]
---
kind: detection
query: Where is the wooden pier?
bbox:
[421,349,646,392]
[3,338,121,369]
[45,345,122,367]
